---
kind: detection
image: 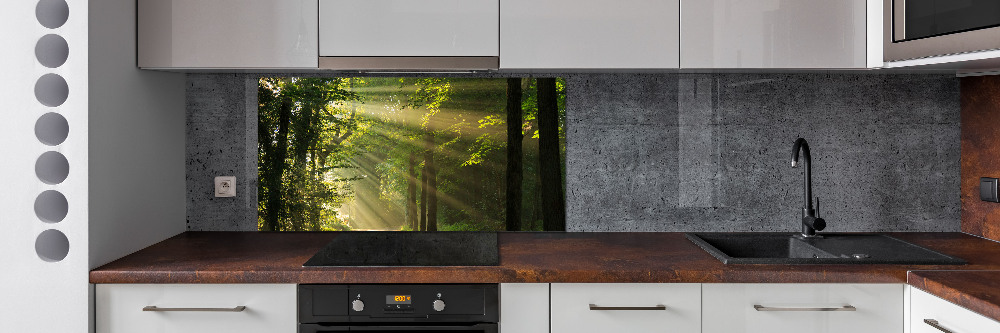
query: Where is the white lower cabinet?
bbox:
[500,283,549,333]
[99,282,1000,333]
[550,283,702,333]
[910,287,1000,333]
[702,283,903,333]
[95,284,297,333]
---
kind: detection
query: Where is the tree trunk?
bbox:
[263,98,292,232]
[537,78,565,231]
[418,183,427,231]
[505,78,523,231]
[425,132,438,231]
[406,152,418,230]
[419,149,428,231]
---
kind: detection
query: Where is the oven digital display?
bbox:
[386,295,412,304]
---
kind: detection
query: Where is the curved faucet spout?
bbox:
[791,138,811,210]
[791,138,824,237]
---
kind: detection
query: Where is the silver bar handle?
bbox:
[143,306,247,312]
[753,305,856,312]
[924,319,955,333]
[589,304,666,311]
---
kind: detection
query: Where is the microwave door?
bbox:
[896,0,1000,42]
[885,0,1000,61]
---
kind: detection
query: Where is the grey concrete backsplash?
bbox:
[187,74,260,231]
[186,73,960,232]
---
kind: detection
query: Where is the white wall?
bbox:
[0,0,185,331]
[0,0,90,331]
[88,0,186,270]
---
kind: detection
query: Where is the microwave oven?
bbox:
[884,0,1000,62]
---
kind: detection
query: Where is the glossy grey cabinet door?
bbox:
[681,0,871,69]
[138,0,318,69]
[501,0,680,69]
[319,0,499,57]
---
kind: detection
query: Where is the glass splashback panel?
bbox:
[257,77,565,231]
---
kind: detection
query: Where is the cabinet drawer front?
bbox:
[96,284,296,333]
[702,284,902,333]
[550,283,701,333]
[911,288,1000,333]
[319,0,499,57]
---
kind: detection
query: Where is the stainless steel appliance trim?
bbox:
[142,305,247,312]
[588,304,667,311]
[753,305,856,312]
[923,319,955,333]
[892,0,905,41]
[318,57,499,71]
[884,0,1000,62]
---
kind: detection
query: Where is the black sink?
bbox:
[686,233,966,265]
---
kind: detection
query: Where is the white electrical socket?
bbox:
[215,176,236,197]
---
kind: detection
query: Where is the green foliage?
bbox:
[258,77,565,232]
[258,78,361,231]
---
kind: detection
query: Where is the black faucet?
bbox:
[791,138,825,238]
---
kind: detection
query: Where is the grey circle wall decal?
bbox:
[35,34,69,68]
[34,190,68,223]
[36,0,69,29]
[35,112,69,146]
[35,229,69,262]
[35,151,69,185]
[34,73,69,107]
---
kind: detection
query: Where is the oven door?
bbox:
[885,0,1000,61]
[300,323,498,333]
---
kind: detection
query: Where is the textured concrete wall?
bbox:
[186,74,259,231]
[186,73,961,232]
[567,74,960,232]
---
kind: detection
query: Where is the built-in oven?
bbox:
[299,284,498,333]
[884,0,1000,61]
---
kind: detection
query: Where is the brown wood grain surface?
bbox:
[962,76,1000,241]
[909,270,1000,323]
[90,232,1000,284]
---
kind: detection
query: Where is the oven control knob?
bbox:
[432,299,446,312]
[352,299,365,312]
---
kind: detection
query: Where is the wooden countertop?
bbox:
[90,231,1000,322]
[908,270,1000,323]
[90,231,1000,284]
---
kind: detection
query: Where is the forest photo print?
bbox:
[257,77,566,232]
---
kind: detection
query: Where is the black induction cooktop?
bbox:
[303,232,499,266]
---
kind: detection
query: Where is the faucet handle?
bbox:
[815,197,820,218]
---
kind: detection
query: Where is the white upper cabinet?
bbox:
[319,0,499,57]
[681,0,875,68]
[500,0,681,69]
[137,0,318,69]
